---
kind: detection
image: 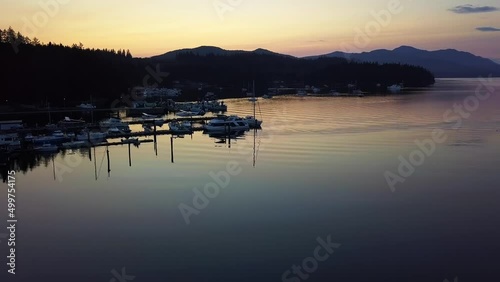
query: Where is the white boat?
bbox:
[141,113,165,126]
[182,121,192,128]
[77,103,96,109]
[387,84,403,93]
[107,127,124,135]
[52,130,65,138]
[61,140,88,148]
[244,116,262,128]
[248,97,258,102]
[33,131,68,144]
[142,113,159,118]
[58,117,86,128]
[76,131,107,141]
[99,118,130,131]
[169,121,193,134]
[203,117,249,132]
[24,133,34,142]
[0,134,21,149]
[34,143,58,153]
[121,138,139,144]
[176,110,204,117]
[204,100,227,112]
[226,115,262,128]
[353,89,365,97]
[297,90,307,96]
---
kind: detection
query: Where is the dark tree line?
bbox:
[1,27,141,107]
[1,27,435,107]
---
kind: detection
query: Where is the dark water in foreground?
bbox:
[1,78,500,282]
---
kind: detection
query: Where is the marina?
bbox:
[1,79,500,282]
[0,104,265,159]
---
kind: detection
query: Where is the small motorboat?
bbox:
[176,110,205,117]
[387,84,402,93]
[107,127,124,135]
[169,121,193,134]
[34,143,58,153]
[226,115,262,128]
[76,131,107,141]
[297,90,307,96]
[99,118,130,132]
[58,117,86,129]
[203,117,249,133]
[61,141,88,148]
[33,131,68,144]
[121,138,140,145]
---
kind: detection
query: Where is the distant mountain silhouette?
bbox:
[0,26,435,107]
[304,46,500,77]
[152,46,293,61]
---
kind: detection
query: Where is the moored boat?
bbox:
[33,131,68,145]
[176,110,205,117]
[0,134,21,149]
[99,118,130,132]
[169,121,193,134]
[387,84,403,93]
[76,131,107,141]
[34,143,58,153]
[58,117,86,129]
[203,117,249,132]
[61,140,88,148]
[226,115,262,129]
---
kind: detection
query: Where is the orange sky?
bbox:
[2,0,500,59]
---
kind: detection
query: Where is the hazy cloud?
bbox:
[476,26,500,32]
[449,5,498,14]
[306,39,328,43]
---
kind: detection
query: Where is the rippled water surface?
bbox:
[1,78,500,281]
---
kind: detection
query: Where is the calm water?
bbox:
[1,78,500,282]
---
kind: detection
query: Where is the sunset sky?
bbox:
[2,0,499,60]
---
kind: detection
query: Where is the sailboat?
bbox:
[247,81,263,129]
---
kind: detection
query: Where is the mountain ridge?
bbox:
[150,45,500,77]
[303,46,500,77]
[151,45,294,61]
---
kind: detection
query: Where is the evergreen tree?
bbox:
[6,26,16,43]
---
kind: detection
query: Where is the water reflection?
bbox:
[3,79,500,282]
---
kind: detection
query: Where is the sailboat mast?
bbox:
[253,80,256,119]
